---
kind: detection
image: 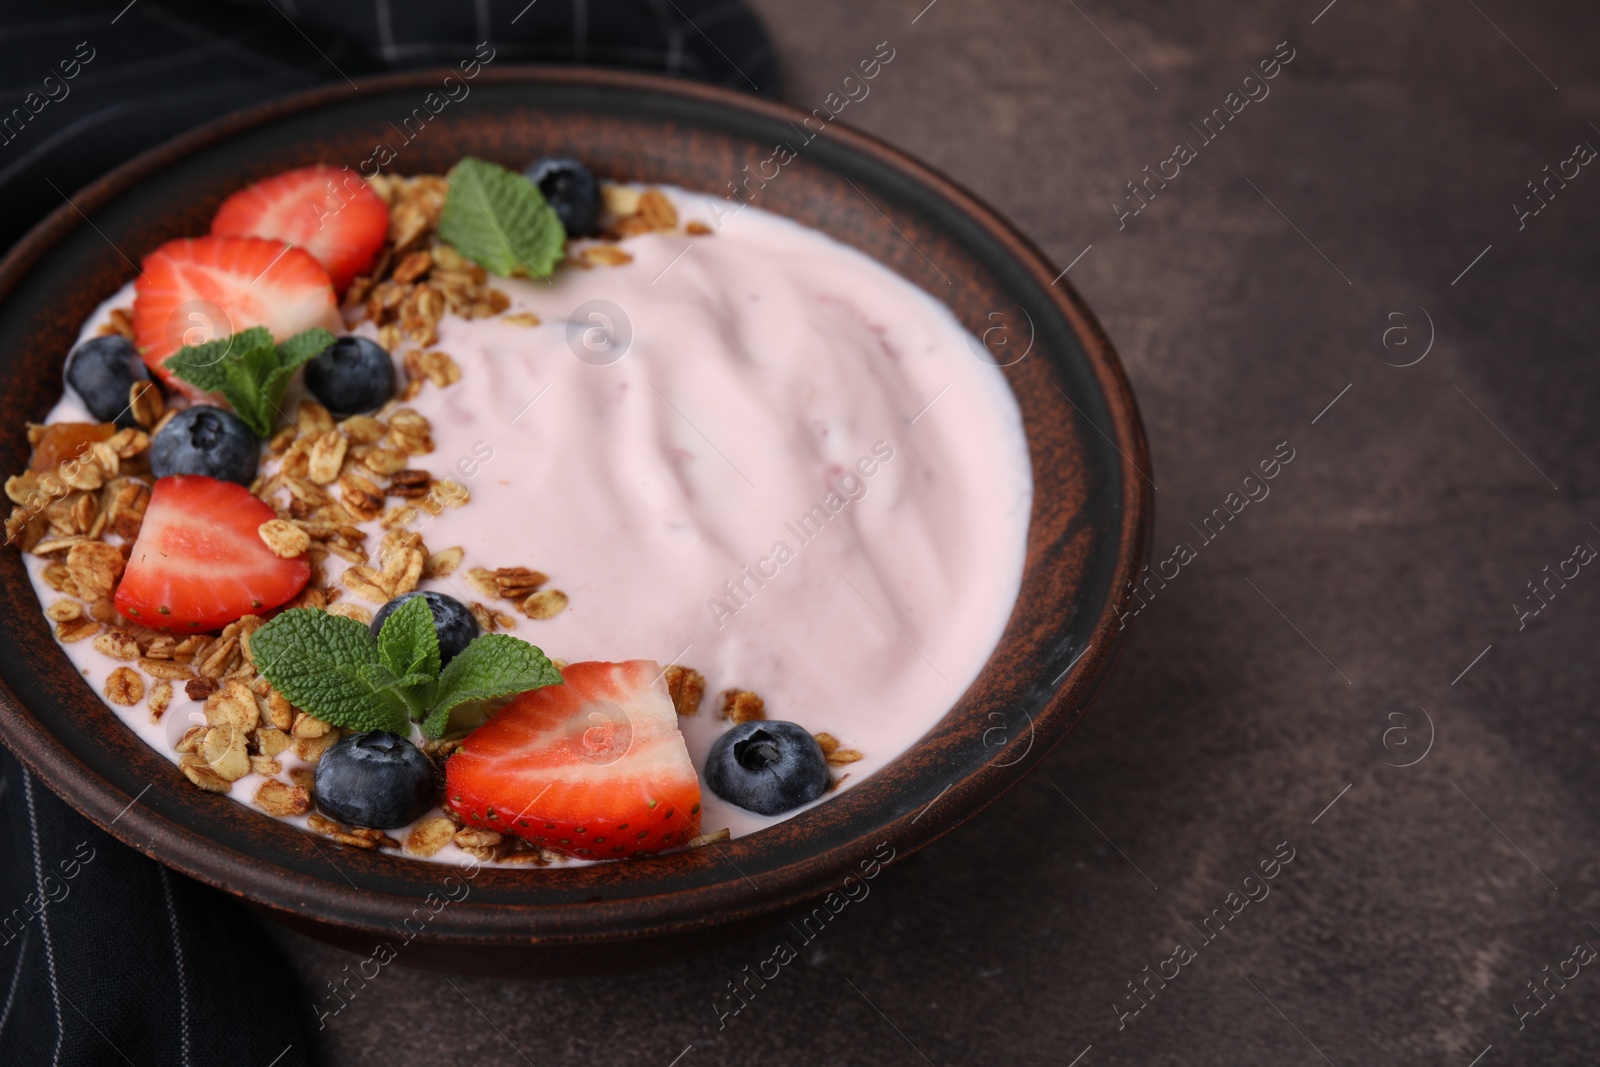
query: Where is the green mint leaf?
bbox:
[377,594,440,702]
[249,609,409,733]
[422,633,563,738]
[166,327,274,395]
[250,330,337,435]
[437,156,565,279]
[166,327,337,437]
[358,661,420,722]
[420,703,454,740]
[274,327,336,369]
[222,354,275,437]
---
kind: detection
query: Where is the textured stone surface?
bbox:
[277,2,1600,1062]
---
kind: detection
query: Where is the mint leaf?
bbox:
[222,353,273,437]
[420,704,453,740]
[167,327,337,437]
[274,328,336,368]
[438,157,565,279]
[165,327,273,395]
[249,608,409,733]
[253,604,562,740]
[377,594,440,711]
[422,634,563,738]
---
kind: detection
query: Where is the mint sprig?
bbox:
[421,635,562,737]
[250,600,563,738]
[437,156,566,279]
[166,326,336,437]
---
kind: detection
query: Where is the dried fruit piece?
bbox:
[29,423,115,474]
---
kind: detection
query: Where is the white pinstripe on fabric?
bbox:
[0,927,27,1041]
[158,867,193,1067]
[22,772,63,1067]
[374,0,399,65]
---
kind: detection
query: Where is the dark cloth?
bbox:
[0,747,310,1066]
[0,0,778,253]
[0,2,774,1063]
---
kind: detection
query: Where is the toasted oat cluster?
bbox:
[346,175,511,358]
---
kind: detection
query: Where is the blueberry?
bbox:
[149,405,258,484]
[372,591,479,667]
[64,334,151,428]
[314,731,436,829]
[524,157,600,237]
[705,720,831,816]
[303,336,395,416]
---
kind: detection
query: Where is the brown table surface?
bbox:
[278,2,1600,1063]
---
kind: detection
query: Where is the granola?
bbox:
[719,689,767,725]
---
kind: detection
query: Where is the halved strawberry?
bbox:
[114,475,309,632]
[132,234,339,393]
[446,660,703,859]
[211,165,389,293]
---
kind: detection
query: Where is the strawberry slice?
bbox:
[446,660,703,859]
[211,165,389,293]
[114,475,309,631]
[132,234,339,393]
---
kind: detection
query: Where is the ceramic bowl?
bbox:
[0,68,1150,976]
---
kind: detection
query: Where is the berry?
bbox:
[211,165,389,293]
[705,720,830,816]
[371,591,479,666]
[314,731,437,829]
[63,335,151,428]
[149,406,258,485]
[523,158,600,237]
[115,475,309,631]
[445,660,701,858]
[303,336,395,416]
[132,235,338,395]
